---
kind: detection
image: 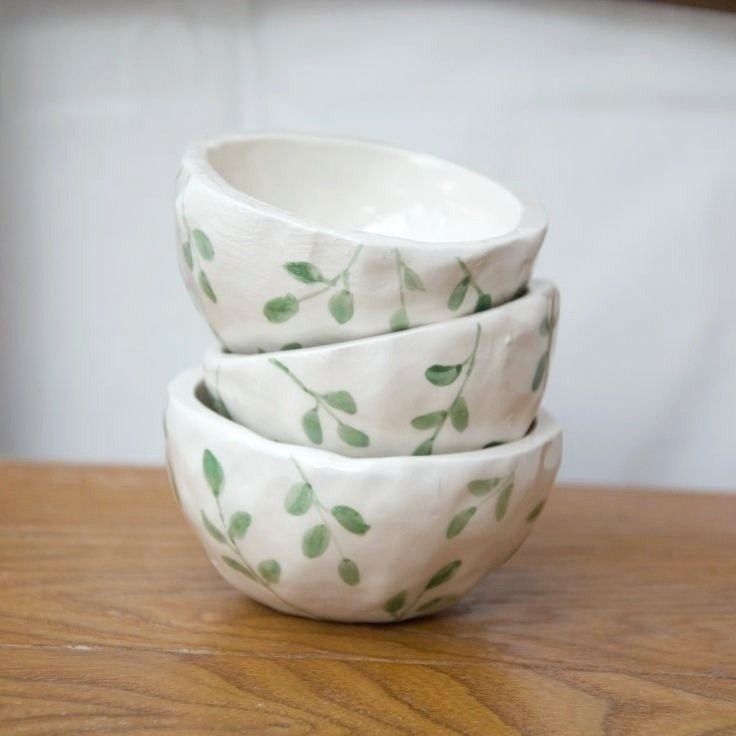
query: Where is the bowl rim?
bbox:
[168,366,561,468]
[204,279,557,364]
[182,132,548,251]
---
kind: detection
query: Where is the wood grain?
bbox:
[1,462,735,734]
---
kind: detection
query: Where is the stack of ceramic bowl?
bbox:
[165,134,562,623]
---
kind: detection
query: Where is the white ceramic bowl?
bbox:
[165,366,562,623]
[203,280,559,458]
[176,133,547,353]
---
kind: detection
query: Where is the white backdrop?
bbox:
[1,0,735,490]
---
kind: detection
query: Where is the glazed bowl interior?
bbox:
[206,135,523,243]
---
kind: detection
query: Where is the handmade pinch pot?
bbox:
[165,367,562,623]
[203,280,559,458]
[175,133,547,353]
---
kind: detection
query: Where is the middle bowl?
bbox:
[204,280,559,458]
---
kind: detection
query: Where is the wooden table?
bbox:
[2,463,735,734]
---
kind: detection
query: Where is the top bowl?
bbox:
[176,133,547,353]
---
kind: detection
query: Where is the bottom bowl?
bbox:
[165,366,562,623]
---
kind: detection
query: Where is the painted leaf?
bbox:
[228,511,251,539]
[475,292,492,312]
[281,342,303,351]
[448,276,470,310]
[495,481,514,521]
[384,591,407,615]
[412,438,434,456]
[425,364,462,386]
[338,558,360,586]
[527,499,546,522]
[425,560,462,590]
[389,307,409,332]
[302,524,330,558]
[416,595,458,614]
[264,294,299,323]
[284,261,325,284]
[202,449,224,496]
[328,289,354,324]
[193,229,214,260]
[198,270,217,303]
[446,507,477,539]
[302,408,323,445]
[222,556,256,580]
[468,478,501,496]
[201,510,225,543]
[449,396,469,432]
[532,352,548,391]
[331,505,370,535]
[182,240,193,270]
[257,559,281,583]
[323,390,357,414]
[411,410,446,430]
[402,265,426,291]
[337,423,370,448]
[285,482,314,515]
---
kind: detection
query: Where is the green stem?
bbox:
[394,249,407,314]
[456,258,484,297]
[295,245,364,303]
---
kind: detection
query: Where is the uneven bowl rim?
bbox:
[182,132,548,251]
[168,366,561,469]
[205,279,557,365]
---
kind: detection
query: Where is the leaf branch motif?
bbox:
[286,459,370,586]
[198,449,314,617]
[448,259,492,313]
[263,245,364,325]
[389,249,426,332]
[410,323,482,456]
[532,296,558,392]
[269,358,370,449]
[445,467,516,540]
[383,559,463,620]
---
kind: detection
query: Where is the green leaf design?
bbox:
[193,229,214,260]
[337,423,370,448]
[284,261,325,284]
[389,307,409,332]
[302,408,323,445]
[328,289,354,324]
[495,481,514,521]
[302,524,330,558]
[202,450,224,496]
[448,276,470,310]
[425,364,462,386]
[182,240,193,270]
[264,294,299,323]
[228,511,251,539]
[201,510,225,543]
[384,591,407,615]
[446,507,477,539]
[257,559,281,583]
[198,270,217,303]
[527,499,546,522]
[425,560,462,590]
[331,505,370,535]
[411,410,447,430]
[475,293,492,312]
[449,396,469,432]
[416,595,458,614]
[468,478,501,496]
[281,342,303,351]
[412,438,434,456]
[532,352,548,391]
[285,482,314,515]
[402,265,425,291]
[323,390,357,414]
[222,556,256,580]
[338,558,360,586]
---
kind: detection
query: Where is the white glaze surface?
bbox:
[165,366,562,622]
[203,281,559,457]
